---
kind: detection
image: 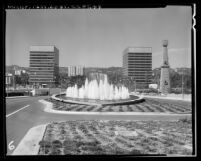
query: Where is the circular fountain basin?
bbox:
[52,93,145,106]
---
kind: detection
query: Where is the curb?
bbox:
[12,124,47,155]
[6,96,30,99]
[39,99,191,117]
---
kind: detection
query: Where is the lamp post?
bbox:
[135,80,136,92]
[182,69,184,99]
[60,77,62,100]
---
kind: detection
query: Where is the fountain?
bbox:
[66,75,130,100]
[52,74,144,106]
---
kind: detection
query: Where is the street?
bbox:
[6,96,191,155]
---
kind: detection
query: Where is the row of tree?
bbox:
[12,68,191,93]
[12,73,29,87]
[152,69,191,89]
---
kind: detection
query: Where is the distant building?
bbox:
[175,67,191,75]
[68,66,76,77]
[29,46,59,87]
[68,66,84,77]
[14,70,21,75]
[6,73,12,85]
[123,47,152,88]
[76,66,84,76]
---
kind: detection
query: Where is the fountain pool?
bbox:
[52,74,144,106]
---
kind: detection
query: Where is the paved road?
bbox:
[6,96,191,155]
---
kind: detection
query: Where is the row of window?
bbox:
[30,72,54,74]
[128,54,152,56]
[124,69,152,71]
[29,75,54,77]
[128,78,152,80]
[30,65,54,68]
[127,66,152,68]
[29,78,55,81]
[128,55,152,58]
[128,60,152,62]
[30,57,55,59]
[30,60,55,62]
[30,53,54,56]
[128,70,152,72]
[30,70,54,72]
[128,53,152,55]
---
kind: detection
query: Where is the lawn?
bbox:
[38,119,192,155]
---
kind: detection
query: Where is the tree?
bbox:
[21,73,29,86]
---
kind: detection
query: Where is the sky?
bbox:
[6,6,192,69]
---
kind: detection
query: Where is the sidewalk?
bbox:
[138,94,191,102]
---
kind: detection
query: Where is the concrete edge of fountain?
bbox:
[51,93,145,106]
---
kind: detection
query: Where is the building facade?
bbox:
[68,66,84,77]
[68,66,76,77]
[29,46,59,87]
[6,73,12,86]
[76,66,84,76]
[123,47,152,88]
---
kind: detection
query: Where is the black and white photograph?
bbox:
[5,4,195,156]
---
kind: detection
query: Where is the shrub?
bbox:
[49,148,61,155]
[129,149,142,155]
[178,117,191,124]
[63,140,76,148]
[52,140,62,148]
[39,140,52,148]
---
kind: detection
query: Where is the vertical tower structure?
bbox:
[160,40,170,94]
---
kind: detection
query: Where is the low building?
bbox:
[68,66,84,77]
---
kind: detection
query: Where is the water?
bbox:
[66,75,130,100]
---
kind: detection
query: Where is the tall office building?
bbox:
[29,46,59,87]
[123,47,152,88]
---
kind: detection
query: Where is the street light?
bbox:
[60,78,62,100]
[182,69,184,99]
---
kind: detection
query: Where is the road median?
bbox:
[12,124,47,155]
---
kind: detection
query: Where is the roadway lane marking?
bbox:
[6,105,30,118]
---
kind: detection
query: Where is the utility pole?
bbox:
[182,69,184,99]
[60,78,62,100]
[13,74,15,90]
[134,80,136,92]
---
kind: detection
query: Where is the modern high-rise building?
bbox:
[123,47,152,88]
[29,46,59,87]
[68,66,84,77]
